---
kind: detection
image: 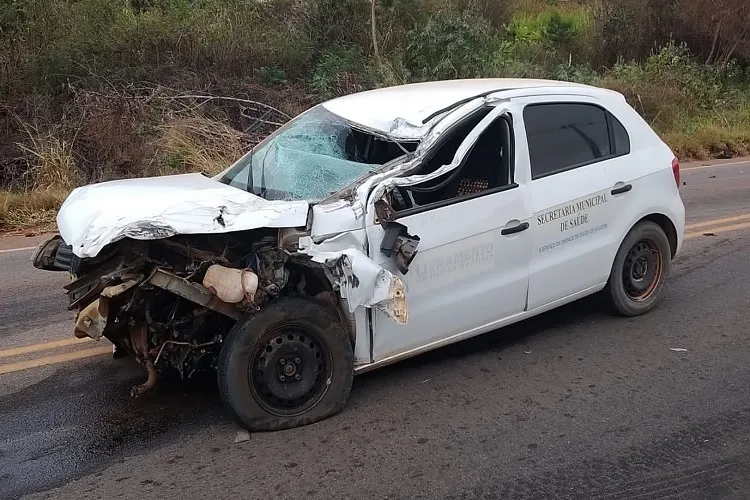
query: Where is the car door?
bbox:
[518,97,637,311]
[364,105,533,363]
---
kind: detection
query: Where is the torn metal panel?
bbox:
[387,117,433,141]
[57,173,309,259]
[101,277,142,298]
[379,222,420,274]
[352,307,371,366]
[148,268,243,320]
[310,200,365,241]
[298,236,408,325]
[74,298,109,340]
[301,229,368,254]
[367,104,511,208]
[406,97,488,153]
[65,259,146,310]
[347,97,493,208]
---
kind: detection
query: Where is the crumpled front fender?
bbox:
[298,236,408,325]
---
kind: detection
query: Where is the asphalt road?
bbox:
[1,160,749,500]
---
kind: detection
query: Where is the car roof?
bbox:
[320,78,603,137]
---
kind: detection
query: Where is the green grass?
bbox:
[664,121,750,160]
[507,5,593,43]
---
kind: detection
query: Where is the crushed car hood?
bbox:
[58,173,309,258]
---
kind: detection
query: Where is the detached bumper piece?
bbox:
[31,235,74,272]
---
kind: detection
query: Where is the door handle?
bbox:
[501,222,530,236]
[611,184,632,195]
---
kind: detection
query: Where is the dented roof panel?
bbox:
[57,173,309,258]
[321,78,593,136]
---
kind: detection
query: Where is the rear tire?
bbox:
[606,221,672,316]
[217,297,354,431]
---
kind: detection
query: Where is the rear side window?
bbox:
[611,114,630,156]
[524,103,631,179]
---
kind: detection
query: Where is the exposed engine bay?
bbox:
[55,229,358,397]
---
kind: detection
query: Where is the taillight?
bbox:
[672,157,680,187]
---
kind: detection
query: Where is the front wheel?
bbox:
[217,297,354,431]
[606,221,672,316]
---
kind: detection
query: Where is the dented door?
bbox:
[364,105,534,363]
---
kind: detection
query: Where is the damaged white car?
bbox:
[33,78,685,431]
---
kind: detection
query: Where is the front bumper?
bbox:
[31,234,74,272]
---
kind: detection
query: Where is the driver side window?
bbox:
[392,115,515,214]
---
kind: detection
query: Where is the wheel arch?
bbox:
[605,212,679,284]
[286,262,357,348]
[636,213,679,258]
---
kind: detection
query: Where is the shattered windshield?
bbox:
[219,105,415,202]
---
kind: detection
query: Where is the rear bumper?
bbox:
[672,194,686,258]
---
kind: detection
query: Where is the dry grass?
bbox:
[0,124,76,232]
[0,190,68,232]
[151,115,252,177]
[15,125,77,191]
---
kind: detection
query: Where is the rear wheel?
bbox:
[217,297,354,431]
[606,221,672,316]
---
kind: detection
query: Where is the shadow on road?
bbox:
[357,294,605,384]
[1,294,604,499]
[0,357,225,499]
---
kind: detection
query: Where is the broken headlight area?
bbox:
[65,229,345,397]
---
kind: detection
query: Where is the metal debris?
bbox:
[73,298,109,340]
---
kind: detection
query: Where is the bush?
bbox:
[406,11,499,81]
[503,5,596,70]
[550,63,600,85]
[310,44,378,98]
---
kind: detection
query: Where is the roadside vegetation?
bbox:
[1,0,749,230]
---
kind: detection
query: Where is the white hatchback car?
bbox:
[33,79,685,430]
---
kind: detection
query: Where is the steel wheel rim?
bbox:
[248,326,332,417]
[622,239,662,301]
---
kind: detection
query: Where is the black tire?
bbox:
[606,221,672,316]
[217,296,354,431]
